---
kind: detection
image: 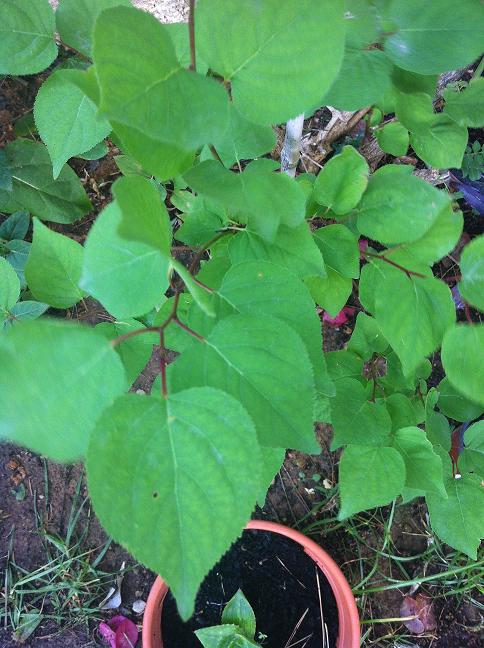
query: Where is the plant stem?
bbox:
[173,317,205,341]
[188,0,197,72]
[110,326,160,347]
[281,114,305,177]
[188,230,232,274]
[208,144,223,164]
[364,251,427,279]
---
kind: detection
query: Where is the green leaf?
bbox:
[338,446,406,519]
[459,236,484,311]
[56,0,132,58]
[3,300,48,329]
[164,22,209,74]
[323,49,393,111]
[0,0,57,75]
[313,224,360,279]
[385,393,417,432]
[93,6,229,152]
[425,391,451,450]
[0,149,12,192]
[176,202,224,247]
[330,378,392,449]
[96,319,158,386]
[152,294,193,354]
[357,165,450,244]
[0,141,91,224]
[34,70,111,179]
[444,78,484,128]
[426,474,484,559]
[410,118,467,170]
[87,388,261,619]
[0,256,20,313]
[376,122,409,157]
[25,219,84,309]
[205,104,276,168]
[218,261,334,398]
[392,427,446,497]
[81,202,169,319]
[384,203,463,265]
[0,211,30,241]
[222,590,256,641]
[112,175,172,254]
[196,625,260,648]
[169,314,318,453]
[184,160,306,243]
[0,319,126,461]
[229,223,326,280]
[347,313,388,360]
[78,141,108,161]
[326,350,364,384]
[313,146,369,216]
[437,377,483,423]
[365,262,455,376]
[197,0,345,125]
[305,268,352,318]
[4,240,30,288]
[382,0,484,75]
[460,421,484,476]
[441,325,484,407]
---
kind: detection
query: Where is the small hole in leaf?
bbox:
[152,491,159,499]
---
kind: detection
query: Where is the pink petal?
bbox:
[98,622,116,648]
[323,307,355,326]
[99,616,138,648]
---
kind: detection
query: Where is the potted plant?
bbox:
[0,0,483,645]
[142,521,360,648]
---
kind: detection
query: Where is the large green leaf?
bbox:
[34,70,111,179]
[112,175,172,254]
[80,202,169,319]
[87,388,261,619]
[460,421,484,476]
[338,445,406,519]
[330,378,392,449]
[218,261,334,398]
[392,427,446,496]
[0,319,126,461]
[93,6,229,152]
[305,268,352,318]
[459,236,484,311]
[313,146,369,216]
[196,0,345,125]
[184,160,306,243]
[376,121,409,157]
[0,257,20,316]
[3,300,48,330]
[0,0,57,75]
[366,263,455,376]
[444,78,484,128]
[347,313,388,360]
[97,319,159,387]
[441,325,484,407]
[0,211,30,242]
[410,118,467,170]
[437,377,483,423]
[205,104,276,168]
[323,49,393,111]
[384,203,463,265]
[229,223,326,280]
[357,165,450,244]
[313,224,360,279]
[382,0,484,75]
[169,314,318,453]
[0,141,91,223]
[426,474,484,559]
[56,0,132,58]
[25,218,84,308]
[196,625,260,648]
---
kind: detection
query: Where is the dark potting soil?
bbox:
[161,529,339,648]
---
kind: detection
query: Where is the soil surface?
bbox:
[162,530,338,648]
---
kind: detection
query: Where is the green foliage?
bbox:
[0,0,483,623]
[461,141,484,180]
[196,589,261,648]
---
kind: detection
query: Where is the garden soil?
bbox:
[1,3,483,647]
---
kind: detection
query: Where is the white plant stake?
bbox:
[281,113,305,176]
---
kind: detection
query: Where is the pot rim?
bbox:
[142,519,360,648]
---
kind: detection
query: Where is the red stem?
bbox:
[188,0,196,71]
[173,317,206,342]
[159,330,168,398]
[364,251,427,279]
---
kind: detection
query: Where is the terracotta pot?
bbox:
[142,519,360,648]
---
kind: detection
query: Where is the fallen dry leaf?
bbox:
[400,594,436,635]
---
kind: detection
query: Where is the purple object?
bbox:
[451,285,465,309]
[450,172,484,215]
